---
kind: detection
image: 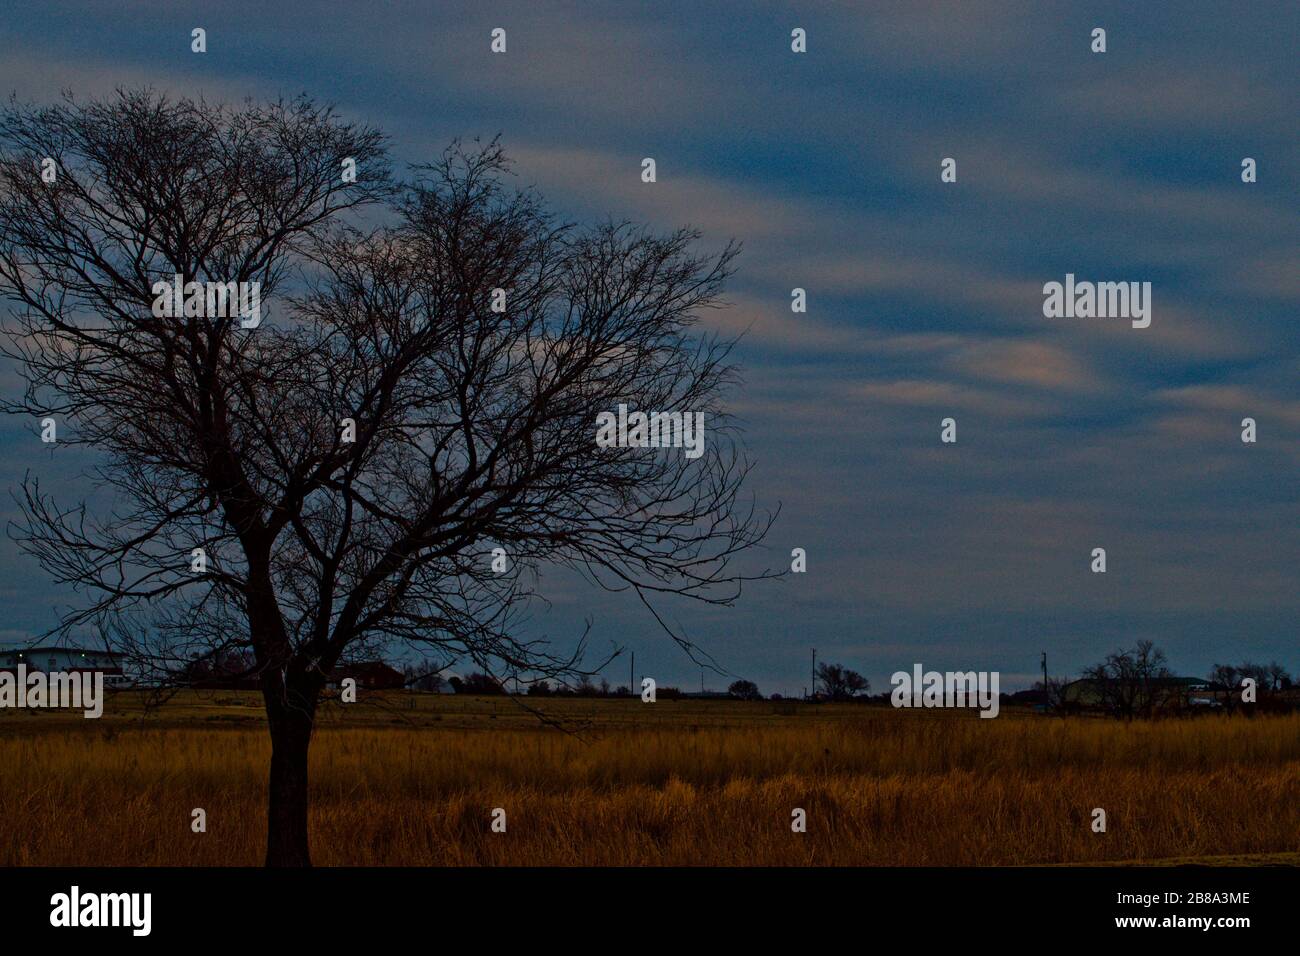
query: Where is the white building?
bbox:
[0,645,131,687]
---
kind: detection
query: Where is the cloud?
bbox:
[1156,384,1300,429]
[705,295,865,353]
[949,339,1101,392]
[848,378,1054,419]
[1229,251,1300,300]
[504,143,812,243]
[841,0,1042,67]
[1058,67,1291,130]
[0,50,267,105]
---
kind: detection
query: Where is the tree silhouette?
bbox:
[815,662,869,700]
[1083,640,1174,719]
[727,678,761,700]
[0,90,774,865]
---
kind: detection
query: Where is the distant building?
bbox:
[1062,676,1206,711]
[177,649,258,690]
[0,644,130,688]
[329,661,405,690]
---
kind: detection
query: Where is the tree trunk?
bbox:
[264,681,318,867]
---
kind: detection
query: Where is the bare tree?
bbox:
[403,662,447,693]
[1236,661,1273,699]
[1208,663,1241,714]
[1034,675,1074,714]
[815,662,869,700]
[1265,661,1291,692]
[0,90,774,865]
[1212,660,1289,712]
[1083,640,1175,719]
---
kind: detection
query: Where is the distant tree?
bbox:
[1211,662,1272,711]
[402,663,447,693]
[1211,661,1290,712]
[727,678,761,700]
[1265,662,1289,690]
[1034,675,1074,713]
[1084,640,1174,719]
[1208,663,1240,714]
[1238,661,1273,696]
[816,662,869,701]
[527,680,553,697]
[458,672,505,695]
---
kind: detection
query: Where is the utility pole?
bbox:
[629,650,634,696]
[811,648,816,700]
[1041,651,1049,704]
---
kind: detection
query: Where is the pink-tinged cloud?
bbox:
[1156,384,1300,428]
[949,339,1102,392]
[848,378,1056,419]
[506,144,812,242]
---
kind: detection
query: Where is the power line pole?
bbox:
[1041,651,1049,704]
[811,647,816,700]
[630,650,634,696]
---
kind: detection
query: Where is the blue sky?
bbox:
[0,1,1296,694]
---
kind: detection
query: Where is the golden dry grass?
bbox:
[1,696,1296,866]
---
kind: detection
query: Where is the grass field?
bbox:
[2,691,1296,866]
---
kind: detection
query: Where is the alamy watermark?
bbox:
[595,404,705,459]
[150,273,262,329]
[890,664,1000,718]
[1042,273,1150,329]
[0,664,103,718]
[50,886,150,936]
